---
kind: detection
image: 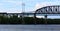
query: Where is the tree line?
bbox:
[0,15,60,24]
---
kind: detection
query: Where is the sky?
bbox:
[0,0,60,18]
[0,0,60,13]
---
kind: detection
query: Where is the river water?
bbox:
[0,25,60,31]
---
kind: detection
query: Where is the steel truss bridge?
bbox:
[0,5,60,18]
[0,5,60,24]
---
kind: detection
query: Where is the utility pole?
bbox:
[21,2,25,24]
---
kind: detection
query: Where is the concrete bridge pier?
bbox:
[44,15,48,24]
[44,15,47,19]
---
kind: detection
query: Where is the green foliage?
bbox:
[0,15,60,24]
[24,17,35,24]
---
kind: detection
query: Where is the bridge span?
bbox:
[0,5,60,18]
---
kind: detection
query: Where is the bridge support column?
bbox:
[44,15,48,24]
[20,13,25,24]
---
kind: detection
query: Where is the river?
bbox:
[0,25,60,31]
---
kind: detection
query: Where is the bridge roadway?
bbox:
[6,13,60,16]
[1,13,60,15]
